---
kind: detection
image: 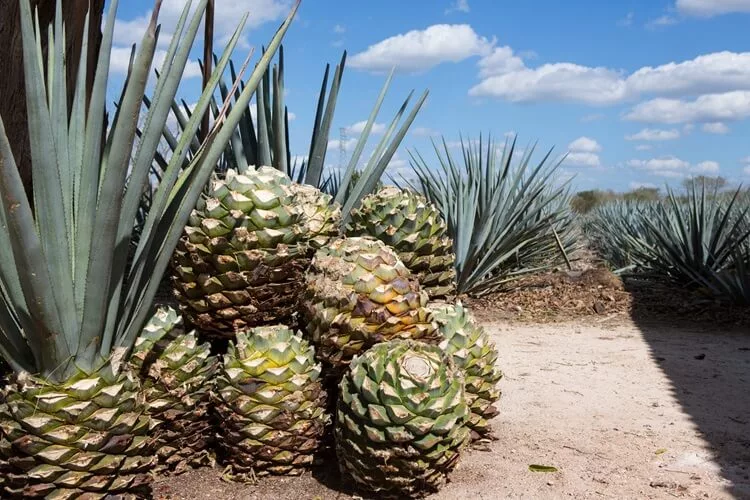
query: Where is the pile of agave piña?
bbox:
[137,166,504,498]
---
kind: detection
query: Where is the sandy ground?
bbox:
[155,319,750,500]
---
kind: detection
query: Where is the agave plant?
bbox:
[583,199,658,272]
[408,135,576,295]
[147,48,428,222]
[584,184,750,303]
[0,0,298,497]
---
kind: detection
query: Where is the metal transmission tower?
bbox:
[339,126,349,171]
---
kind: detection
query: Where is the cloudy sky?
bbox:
[109,0,750,191]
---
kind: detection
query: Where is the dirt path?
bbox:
[155,320,750,500]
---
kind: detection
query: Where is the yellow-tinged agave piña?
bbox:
[172,166,310,338]
[347,186,456,299]
[131,307,217,474]
[300,237,438,371]
[429,302,502,439]
[336,340,471,498]
[0,0,299,497]
[214,326,328,479]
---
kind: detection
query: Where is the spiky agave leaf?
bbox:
[0,0,300,497]
[214,326,328,479]
[428,302,502,439]
[131,307,217,474]
[408,135,576,296]
[347,186,456,298]
[336,340,470,497]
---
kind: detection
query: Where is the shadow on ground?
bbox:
[626,278,750,499]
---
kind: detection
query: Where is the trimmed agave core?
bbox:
[336,340,470,497]
[301,237,438,370]
[172,167,309,338]
[0,363,154,498]
[214,326,329,478]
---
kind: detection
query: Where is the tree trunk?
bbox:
[0,0,105,200]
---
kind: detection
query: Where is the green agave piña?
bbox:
[214,326,328,479]
[336,340,470,497]
[131,307,217,474]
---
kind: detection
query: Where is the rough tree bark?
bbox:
[0,0,105,200]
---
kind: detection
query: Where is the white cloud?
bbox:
[114,0,292,50]
[694,160,720,173]
[350,24,494,73]
[471,58,627,105]
[445,0,471,14]
[477,46,526,78]
[741,157,750,175]
[702,122,730,134]
[625,128,680,141]
[635,144,654,151]
[568,137,602,153]
[626,52,750,97]
[344,120,386,135]
[333,24,346,34]
[676,0,750,17]
[565,152,601,167]
[566,137,602,167]
[625,91,750,124]
[110,47,202,78]
[745,165,750,175]
[627,155,720,178]
[471,49,750,106]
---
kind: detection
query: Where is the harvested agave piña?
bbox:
[172,167,309,338]
[291,183,342,254]
[336,340,470,497]
[214,326,328,479]
[301,237,438,371]
[429,302,502,439]
[131,307,217,474]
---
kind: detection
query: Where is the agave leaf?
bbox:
[411,134,574,295]
[0,115,71,373]
[342,89,429,222]
[102,0,199,351]
[334,68,392,206]
[117,1,301,349]
[74,0,119,324]
[115,17,250,344]
[20,0,80,350]
[305,53,345,186]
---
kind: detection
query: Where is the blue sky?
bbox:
[109,0,750,192]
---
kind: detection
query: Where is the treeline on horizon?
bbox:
[571,175,748,214]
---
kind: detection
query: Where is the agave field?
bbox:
[1,1,749,499]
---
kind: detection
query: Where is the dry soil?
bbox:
[155,318,750,500]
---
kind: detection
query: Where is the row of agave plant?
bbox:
[0,0,576,499]
[583,185,750,304]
